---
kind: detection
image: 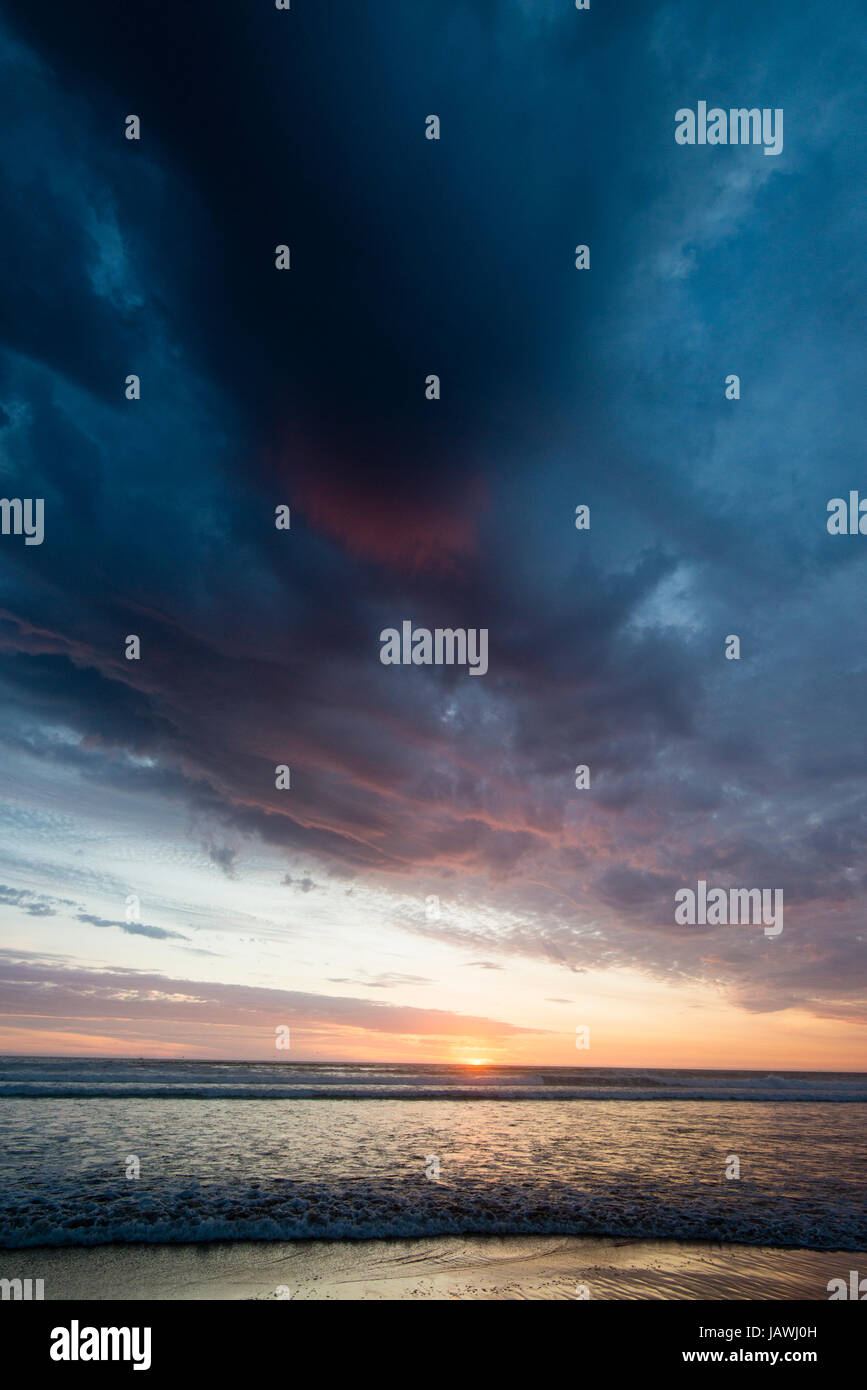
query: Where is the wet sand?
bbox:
[2,1236,860,1300]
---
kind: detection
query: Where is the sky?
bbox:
[0,0,865,1067]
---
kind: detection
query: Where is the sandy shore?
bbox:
[2,1236,860,1300]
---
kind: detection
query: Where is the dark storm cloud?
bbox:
[0,0,604,524]
[0,1,865,1025]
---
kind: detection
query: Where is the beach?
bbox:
[2,1235,859,1300]
[2,1060,865,1302]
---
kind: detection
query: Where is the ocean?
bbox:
[1,1058,865,1251]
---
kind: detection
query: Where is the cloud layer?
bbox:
[0,1,865,1054]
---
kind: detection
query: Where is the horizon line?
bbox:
[2,1053,866,1075]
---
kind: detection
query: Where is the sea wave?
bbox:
[2,1060,866,1103]
[1,1178,864,1251]
[4,1084,867,1101]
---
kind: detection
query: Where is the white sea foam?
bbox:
[1,1177,864,1252]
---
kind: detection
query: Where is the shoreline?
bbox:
[1,1235,859,1300]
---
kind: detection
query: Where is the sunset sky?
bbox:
[0,0,865,1067]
